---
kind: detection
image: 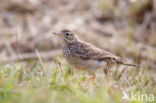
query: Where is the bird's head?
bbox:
[53,29,78,45]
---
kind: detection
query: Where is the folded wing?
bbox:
[71,41,123,64]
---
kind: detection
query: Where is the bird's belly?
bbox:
[65,56,107,70]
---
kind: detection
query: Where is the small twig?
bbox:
[0,50,62,64]
[5,43,17,56]
[57,57,63,75]
[121,70,132,87]
[0,27,17,35]
[0,88,20,94]
[35,50,45,75]
[15,16,23,63]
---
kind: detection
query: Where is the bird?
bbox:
[53,29,140,81]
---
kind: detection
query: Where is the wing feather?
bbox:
[71,41,122,63]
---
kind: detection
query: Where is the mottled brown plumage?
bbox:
[53,29,140,79]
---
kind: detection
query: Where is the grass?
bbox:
[0,57,155,103]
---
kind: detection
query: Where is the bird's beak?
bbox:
[53,32,62,36]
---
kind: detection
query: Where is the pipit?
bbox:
[53,29,140,81]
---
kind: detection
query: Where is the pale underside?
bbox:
[65,56,107,75]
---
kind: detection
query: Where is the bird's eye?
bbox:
[65,32,70,36]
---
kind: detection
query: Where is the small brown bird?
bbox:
[53,29,140,81]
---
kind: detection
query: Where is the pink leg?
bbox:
[83,75,96,83]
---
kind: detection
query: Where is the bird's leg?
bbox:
[82,75,96,84]
[88,75,96,82]
[79,75,96,86]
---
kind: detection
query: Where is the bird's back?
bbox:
[63,39,122,64]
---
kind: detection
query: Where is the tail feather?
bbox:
[112,58,141,68]
[122,63,141,68]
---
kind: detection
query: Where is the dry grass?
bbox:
[0,58,155,103]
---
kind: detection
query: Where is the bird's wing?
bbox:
[72,41,122,63]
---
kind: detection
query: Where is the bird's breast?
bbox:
[63,45,75,57]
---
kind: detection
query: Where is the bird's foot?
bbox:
[82,75,96,84]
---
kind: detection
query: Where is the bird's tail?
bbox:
[122,63,141,68]
[113,58,141,68]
